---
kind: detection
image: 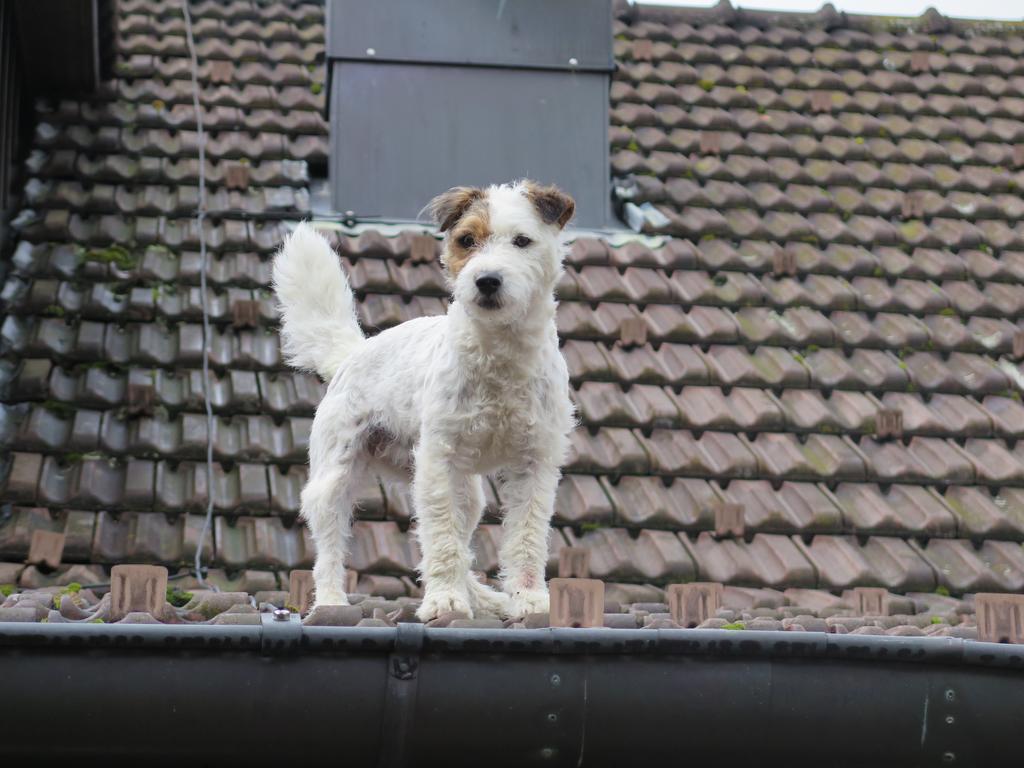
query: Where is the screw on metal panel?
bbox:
[550,674,561,686]
[943,752,956,763]
[547,713,558,723]
[273,608,291,622]
[945,715,955,725]
[541,748,555,759]
[945,689,956,702]
[366,47,376,56]
[568,57,579,66]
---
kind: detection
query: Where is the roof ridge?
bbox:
[616,0,1024,34]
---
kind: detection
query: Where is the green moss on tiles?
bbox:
[89,618,105,624]
[310,82,323,95]
[83,245,137,270]
[698,78,715,92]
[734,84,747,93]
[935,585,950,597]
[580,521,606,533]
[792,352,805,364]
[872,266,885,277]
[627,139,640,153]
[756,105,766,114]
[42,400,75,419]
[0,584,14,597]
[43,304,65,318]
[806,344,819,353]
[854,136,865,145]
[166,586,194,608]
[938,307,957,317]
[722,622,745,630]
[899,220,924,241]
[978,243,992,255]
[62,452,103,463]
[285,603,301,613]
[930,616,942,624]
[52,582,83,608]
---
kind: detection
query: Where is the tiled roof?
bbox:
[1,0,1023,635]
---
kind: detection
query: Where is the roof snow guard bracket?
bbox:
[325,0,614,228]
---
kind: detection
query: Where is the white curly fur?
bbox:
[274,182,575,620]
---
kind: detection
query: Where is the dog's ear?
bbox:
[525,183,575,229]
[427,186,484,232]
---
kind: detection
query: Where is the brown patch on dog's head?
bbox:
[427,186,485,232]
[524,182,575,229]
[426,187,491,279]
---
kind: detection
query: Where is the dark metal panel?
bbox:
[327,0,614,71]
[329,62,611,228]
[12,0,109,93]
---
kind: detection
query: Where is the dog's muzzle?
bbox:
[475,272,502,308]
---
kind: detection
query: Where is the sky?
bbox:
[637,0,1022,21]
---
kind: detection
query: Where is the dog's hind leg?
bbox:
[302,463,356,606]
[301,417,360,607]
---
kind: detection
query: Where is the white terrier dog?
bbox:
[273,180,576,620]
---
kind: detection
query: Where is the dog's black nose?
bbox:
[475,273,502,296]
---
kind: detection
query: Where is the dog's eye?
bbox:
[512,234,533,249]
[457,234,475,249]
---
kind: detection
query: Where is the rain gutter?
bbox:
[0,619,1021,766]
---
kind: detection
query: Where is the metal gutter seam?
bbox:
[2,623,1023,668]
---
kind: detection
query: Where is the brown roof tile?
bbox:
[689,532,816,588]
[564,527,696,582]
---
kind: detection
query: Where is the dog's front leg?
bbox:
[498,462,560,618]
[413,446,477,621]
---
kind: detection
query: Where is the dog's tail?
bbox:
[273,222,364,381]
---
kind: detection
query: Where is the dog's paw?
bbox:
[508,588,550,619]
[416,588,473,622]
[312,590,349,609]
[467,579,512,618]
